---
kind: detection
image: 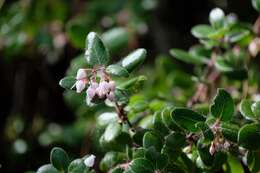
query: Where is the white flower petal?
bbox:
[76,80,86,93]
[76,69,87,80]
[84,154,96,167]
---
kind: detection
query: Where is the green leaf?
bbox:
[85,32,109,66]
[169,48,208,65]
[215,58,234,72]
[106,64,129,77]
[238,123,260,150]
[195,122,214,140]
[251,101,260,117]
[210,89,234,121]
[247,151,260,173]
[101,27,129,54]
[165,132,186,149]
[128,158,154,173]
[37,164,59,173]
[240,99,255,120]
[121,48,147,72]
[68,159,87,173]
[191,25,215,39]
[50,147,70,172]
[143,132,162,151]
[97,112,118,127]
[252,0,260,12]
[171,108,206,132]
[103,122,121,142]
[153,111,169,136]
[59,76,76,90]
[226,155,244,173]
[220,122,239,142]
[110,168,124,173]
[117,75,147,91]
[161,107,182,131]
[100,152,124,172]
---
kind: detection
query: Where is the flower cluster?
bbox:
[209,120,231,155]
[74,68,116,104]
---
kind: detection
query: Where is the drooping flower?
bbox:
[75,80,86,93]
[75,69,87,93]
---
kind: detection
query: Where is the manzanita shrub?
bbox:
[34,1,260,173]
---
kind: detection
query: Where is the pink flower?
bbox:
[107,91,115,101]
[75,80,86,93]
[76,69,87,80]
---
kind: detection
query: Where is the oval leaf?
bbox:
[106,64,129,77]
[50,147,70,172]
[121,48,146,72]
[238,123,260,150]
[37,164,59,173]
[59,76,76,90]
[240,99,255,120]
[210,88,234,121]
[171,108,206,132]
[85,32,109,66]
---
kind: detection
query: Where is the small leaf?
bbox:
[238,123,260,150]
[220,122,239,142]
[128,158,154,173]
[171,108,206,132]
[143,132,162,151]
[97,112,118,127]
[104,122,121,142]
[191,25,215,39]
[37,164,59,173]
[251,101,260,117]
[106,64,129,77]
[153,111,169,136]
[85,32,109,66]
[161,107,182,131]
[169,48,208,65]
[117,76,147,91]
[165,132,186,149]
[50,147,70,172]
[240,99,255,120]
[100,152,124,172]
[59,76,76,90]
[210,89,234,121]
[102,27,129,54]
[68,159,87,173]
[121,48,146,72]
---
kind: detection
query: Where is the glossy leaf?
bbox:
[143,132,162,151]
[210,89,234,121]
[169,48,208,65]
[240,99,255,120]
[128,158,154,173]
[68,159,87,173]
[85,32,109,66]
[59,76,76,90]
[106,64,129,77]
[121,48,147,72]
[191,25,215,39]
[171,108,206,132]
[50,147,69,172]
[37,164,59,173]
[103,122,121,142]
[238,123,260,150]
[251,101,260,117]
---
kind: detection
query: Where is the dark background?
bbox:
[0,0,257,172]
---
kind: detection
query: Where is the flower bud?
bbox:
[76,69,87,80]
[209,142,216,155]
[84,154,96,167]
[75,80,86,93]
[209,8,225,28]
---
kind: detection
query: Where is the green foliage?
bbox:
[32,2,260,173]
